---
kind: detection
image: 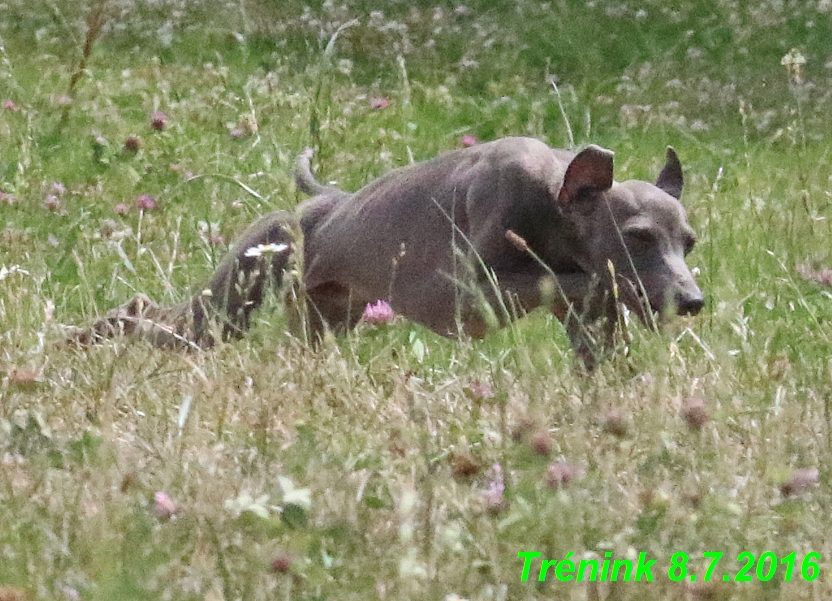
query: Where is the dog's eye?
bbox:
[624,229,655,253]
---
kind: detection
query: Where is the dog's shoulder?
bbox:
[478,136,553,159]
[480,137,571,177]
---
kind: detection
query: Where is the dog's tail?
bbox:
[294,148,340,196]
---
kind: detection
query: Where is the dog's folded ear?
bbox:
[656,146,683,199]
[557,145,614,204]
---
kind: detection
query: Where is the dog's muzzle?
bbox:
[626,280,705,319]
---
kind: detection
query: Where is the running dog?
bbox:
[69,137,704,367]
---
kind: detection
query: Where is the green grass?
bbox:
[2,1,832,600]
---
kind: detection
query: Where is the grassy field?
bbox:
[2,1,832,599]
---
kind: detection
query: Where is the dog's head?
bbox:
[557,145,704,324]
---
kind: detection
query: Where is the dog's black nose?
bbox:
[677,294,705,316]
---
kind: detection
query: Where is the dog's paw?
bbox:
[61,294,200,349]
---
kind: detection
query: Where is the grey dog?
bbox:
[72,137,704,367]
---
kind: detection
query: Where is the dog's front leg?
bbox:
[486,269,618,369]
[484,270,587,317]
[562,281,619,371]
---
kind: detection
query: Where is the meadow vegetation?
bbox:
[1,1,832,599]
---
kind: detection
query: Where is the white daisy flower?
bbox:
[244,243,289,258]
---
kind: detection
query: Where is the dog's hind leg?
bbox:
[68,211,302,348]
[287,282,367,344]
[189,211,301,345]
